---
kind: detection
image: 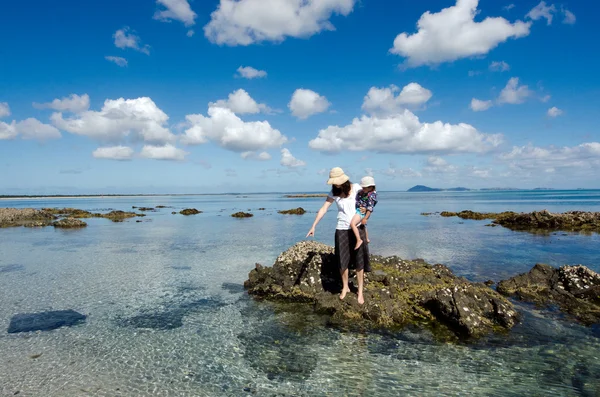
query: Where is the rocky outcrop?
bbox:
[232,212,253,218]
[7,310,86,333]
[0,208,55,228]
[180,208,202,215]
[43,208,144,222]
[436,210,600,233]
[53,217,87,228]
[497,264,600,325]
[245,241,519,339]
[278,207,306,215]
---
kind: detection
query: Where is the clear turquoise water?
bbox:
[0,190,599,396]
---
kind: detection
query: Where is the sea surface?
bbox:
[0,190,599,396]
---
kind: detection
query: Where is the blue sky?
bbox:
[1,0,598,194]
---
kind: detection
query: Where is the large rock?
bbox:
[7,310,86,333]
[53,217,87,228]
[498,264,600,325]
[0,208,55,228]
[245,241,519,339]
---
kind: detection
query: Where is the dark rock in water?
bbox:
[245,241,519,339]
[484,280,495,286]
[103,210,143,222]
[0,208,55,228]
[172,212,177,215]
[0,264,25,273]
[137,207,155,211]
[232,212,253,218]
[171,265,192,270]
[53,218,87,228]
[180,208,202,215]
[8,310,86,333]
[222,282,245,294]
[278,207,306,215]
[156,205,168,208]
[497,264,600,325]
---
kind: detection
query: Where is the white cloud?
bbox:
[547,106,563,117]
[241,151,272,161]
[236,66,267,79]
[362,83,432,116]
[209,89,272,114]
[154,0,197,27]
[51,97,174,144]
[308,109,503,154]
[0,102,10,118]
[14,118,61,140]
[0,121,17,140]
[33,94,90,113]
[288,89,330,119]
[498,77,532,104]
[500,143,600,171]
[93,146,134,161]
[504,4,515,11]
[113,27,150,55]
[390,0,531,67]
[526,1,556,25]
[380,165,422,178]
[470,98,493,112]
[204,0,356,46]
[562,8,576,25]
[105,56,128,67]
[187,29,195,37]
[181,106,287,152]
[489,61,510,72]
[468,70,483,77]
[280,148,306,168]
[140,144,188,161]
[424,156,459,174]
[541,94,551,103]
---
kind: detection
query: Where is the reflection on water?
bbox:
[0,191,599,396]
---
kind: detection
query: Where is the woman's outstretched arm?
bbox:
[306,197,334,237]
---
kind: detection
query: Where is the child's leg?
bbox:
[350,213,363,250]
[365,227,370,243]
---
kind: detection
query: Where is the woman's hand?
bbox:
[306,227,315,238]
[361,218,368,226]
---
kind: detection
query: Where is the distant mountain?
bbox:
[407,185,471,192]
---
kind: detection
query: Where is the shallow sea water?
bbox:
[0,190,599,396]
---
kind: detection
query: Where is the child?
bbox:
[351,176,377,250]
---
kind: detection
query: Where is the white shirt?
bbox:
[328,183,361,230]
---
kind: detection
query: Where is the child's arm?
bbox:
[361,210,372,225]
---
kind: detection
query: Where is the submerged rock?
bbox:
[7,310,86,333]
[0,208,55,228]
[245,241,519,339]
[180,208,202,215]
[53,217,87,228]
[278,207,306,215]
[232,212,253,218]
[498,264,600,325]
[438,210,600,233]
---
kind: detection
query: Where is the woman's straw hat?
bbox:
[327,167,350,185]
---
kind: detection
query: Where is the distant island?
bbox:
[407,185,471,192]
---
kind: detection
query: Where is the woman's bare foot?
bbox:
[340,288,350,300]
[354,239,363,250]
[357,293,365,305]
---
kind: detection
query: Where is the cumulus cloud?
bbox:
[541,94,552,103]
[113,27,150,55]
[308,109,503,154]
[379,165,422,178]
[489,61,510,72]
[470,98,493,112]
[154,0,197,27]
[0,102,10,118]
[140,144,188,161]
[105,56,128,67]
[50,97,174,144]
[204,0,356,46]
[236,66,267,79]
[33,94,90,113]
[1,118,61,140]
[181,106,287,152]
[390,0,531,67]
[93,146,134,161]
[504,4,515,11]
[288,89,330,119]
[280,148,306,168]
[424,156,459,174]
[0,121,18,140]
[498,77,532,104]
[547,106,563,117]
[500,143,600,171]
[241,151,272,161]
[526,1,556,25]
[562,8,576,24]
[362,83,432,116]
[209,89,273,114]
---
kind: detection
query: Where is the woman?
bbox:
[306,167,371,304]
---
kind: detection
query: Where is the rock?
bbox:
[7,310,86,333]
[172,212,177,215]
[278,207,306,215]
[0,208,55,228]
[42,208,94,218]
[258,208,266,211]
[137,207,155,211]
[232,212,253,218]
[53,218,87,228]
[156,205,167,208]
[245,242,519,339]
[498,264,600,325]
[103,210,142,222]
[180,208,202,215]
